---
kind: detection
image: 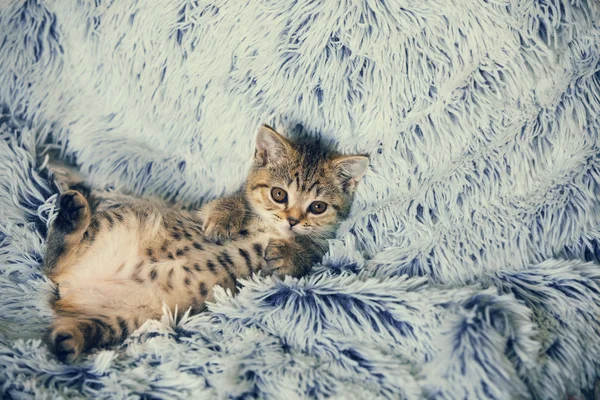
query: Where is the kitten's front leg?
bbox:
[264,237,323,279]
[198,193,247,243]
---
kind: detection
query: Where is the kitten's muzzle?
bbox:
[287,217,299,227]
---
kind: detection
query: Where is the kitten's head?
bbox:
[245,125,369,239]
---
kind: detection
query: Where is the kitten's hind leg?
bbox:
[44,190,91,272]
[49,314,119,363]
[49,318,86,363]
[49,309,138,363]
[54,190,91,235]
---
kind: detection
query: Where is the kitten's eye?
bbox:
[271,187,288,203]
[308,201,327,214]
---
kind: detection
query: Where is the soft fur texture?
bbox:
[1,0,600,398]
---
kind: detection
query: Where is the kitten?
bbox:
[43,125,369,362]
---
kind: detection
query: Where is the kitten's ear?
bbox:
[332,155,369,191]
[255,125,292,166]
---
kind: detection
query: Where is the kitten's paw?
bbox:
[50,328,84,363]
[264,239,293,276]
[264,239,316,278]
[55,190,90,233]
[202,210,244,243]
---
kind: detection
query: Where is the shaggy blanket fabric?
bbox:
[1,0,600,398]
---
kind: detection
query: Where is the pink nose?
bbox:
[287,217,299,227]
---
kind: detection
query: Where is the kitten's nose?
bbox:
[287,217,299,227]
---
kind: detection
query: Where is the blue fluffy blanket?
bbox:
[1,0,600,398]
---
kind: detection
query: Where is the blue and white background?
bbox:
[1,0,600,398]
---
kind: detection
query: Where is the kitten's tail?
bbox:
[49,314,132,363]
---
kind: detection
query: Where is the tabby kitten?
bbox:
[44,125,369,362]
